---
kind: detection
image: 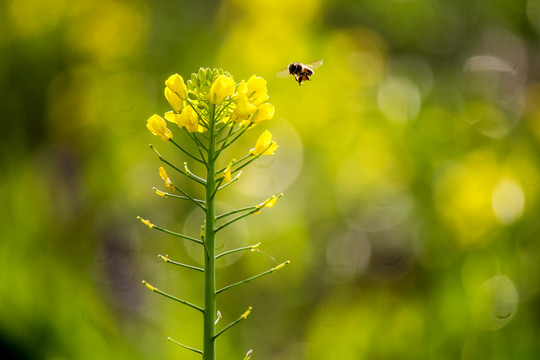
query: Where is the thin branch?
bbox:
[216,154,251,174]
[147,221,204,245]
[167,337,203,355]
[213,307,252,339]
[150,145,206,186]
[216,261,290,295]
[215,243,261,260]
[153,187,205,206]
[170,139,205,164]
[142,281,203,312]
[219,123,251,151]
[183,162,207,185]
[158,255,204,272]
[216,206,257,221]
[214,208,258,233]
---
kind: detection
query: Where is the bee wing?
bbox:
[304,59,323,70]
[276,67,290,78]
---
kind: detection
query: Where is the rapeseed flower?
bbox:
[208,75,235,104]
[250,130,278,156]
[146,114,173,141]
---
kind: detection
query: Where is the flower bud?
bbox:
[146,114,172,141]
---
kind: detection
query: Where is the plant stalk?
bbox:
[203,104,217,360]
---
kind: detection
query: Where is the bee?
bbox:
[277,60,323,85]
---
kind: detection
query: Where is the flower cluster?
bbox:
[146,68,278,156]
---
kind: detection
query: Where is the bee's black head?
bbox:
[288,63,299,74]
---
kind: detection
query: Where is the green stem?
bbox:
[203,104,217,360]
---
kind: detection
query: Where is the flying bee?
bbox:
[277,60,323,85]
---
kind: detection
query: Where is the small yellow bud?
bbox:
[250,242,261,251]
[158,255,169,262]
[273,260,290,272]
[142,280,157,292]
[146,114,173,141]
[154,188,167,197]
[137,216,154,229]
[208,75,235,104]
[241,307,252,319]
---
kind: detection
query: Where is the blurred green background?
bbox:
[2,0,540,359]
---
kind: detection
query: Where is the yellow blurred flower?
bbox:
[251,103,275,124]
[254,194,282,214]
[137,216,154,229]
[250,130,278,156]
[224,162,233,184]
[208,75,235,104]
[241,307,252,319]
[159,166,175,190]
[146,114,172,141]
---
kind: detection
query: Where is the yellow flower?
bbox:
[164,74,187,113]
[231,92,256,123]
[164,110,180,124]
[208,75,235,104]
[159,166,175,190]
[165,73,188,100]
[246,75,268,106]
[146,114,173,141]
[179,106,200,133]
[164,87,184,113]
[251,103,275,124]
[249,130,278,156]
